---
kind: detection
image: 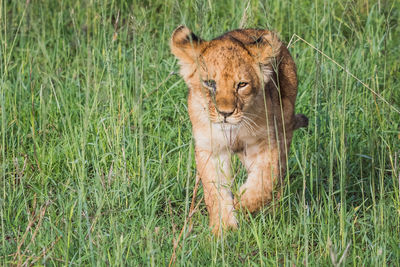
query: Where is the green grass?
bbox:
[1,0,400,265]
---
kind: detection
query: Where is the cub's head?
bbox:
[170,26,282,125]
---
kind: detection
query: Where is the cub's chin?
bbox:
[212,121,242,127]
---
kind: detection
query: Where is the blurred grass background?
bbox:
[1,0,399,265]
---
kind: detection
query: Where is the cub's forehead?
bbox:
[198,41,257,79]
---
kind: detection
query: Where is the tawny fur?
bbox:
[170,26,308,235]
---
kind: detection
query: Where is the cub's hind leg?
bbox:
[195,149,237,234]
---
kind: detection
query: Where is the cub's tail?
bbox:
[293,114,309,130]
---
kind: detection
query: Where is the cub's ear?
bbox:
[170,26,204,64]
[245,31,282,65]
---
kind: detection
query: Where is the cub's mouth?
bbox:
[212,117,244,127]
[211,115,242,125]
[209,108,243,125]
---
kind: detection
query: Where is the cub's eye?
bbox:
[203,80,216,90]
[237,82,248,89]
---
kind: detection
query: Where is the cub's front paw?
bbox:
[209,205,238,235]
[234,183,272,213]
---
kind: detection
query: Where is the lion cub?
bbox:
[170,26,308,234]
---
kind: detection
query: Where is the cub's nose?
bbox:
[218,110,234,118]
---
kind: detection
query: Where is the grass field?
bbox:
[1,0,400,265]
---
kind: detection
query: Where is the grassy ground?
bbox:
[1,0,400,265]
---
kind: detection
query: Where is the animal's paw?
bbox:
[209,204,238,235]
[234,183,272,213]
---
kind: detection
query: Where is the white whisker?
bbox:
[242,111,264,120]
[243,115,258,130]
[241,117,256,136]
